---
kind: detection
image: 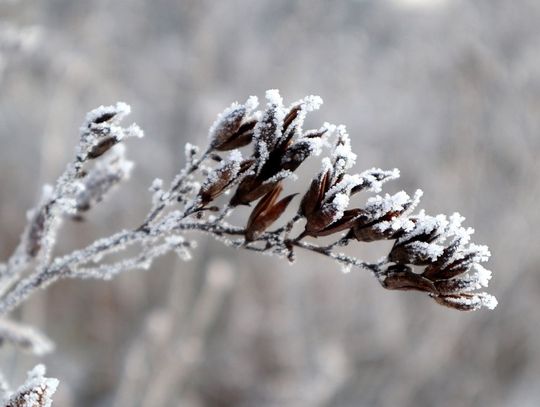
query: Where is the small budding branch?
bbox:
[0,90,497,321]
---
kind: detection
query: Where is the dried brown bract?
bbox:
[198,152,253,207]
[209,99,259,151]
[245,184,296,242]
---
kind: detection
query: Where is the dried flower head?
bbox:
[0,89,497,405]
[230,90,326,206]
[0,91,496,319]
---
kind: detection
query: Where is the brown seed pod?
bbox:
[388,243,435,266]
[87,137,118,159]
[91,111,117,125]
[381,265,437,293]
[299,167,331,219]
[280,140,316,172]
[214,117,257,151]
[231,178,281,207]
[245,184,297,242]
[210,105,247,150]
[282,104,303,134]
[313,208,366,237]
[199,159,254,206]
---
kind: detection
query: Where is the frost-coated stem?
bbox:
[0,157,84,281]
[138,147,212,231]
[0,218,382,316]
[0,91,497,405]
[0,228,150,315]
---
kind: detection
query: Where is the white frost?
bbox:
[244,95,259,112]
[473,263,492,288]
[479,293,498,310]
[265,89,283,106]
[365,191,411,220]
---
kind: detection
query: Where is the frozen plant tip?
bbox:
[0,91,496,403]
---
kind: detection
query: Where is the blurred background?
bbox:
[0,0,539,405]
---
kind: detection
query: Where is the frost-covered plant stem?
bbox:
[0,90,497,404]
[139,146,213,230]
[0,217,379,316]
[0,91,497,320]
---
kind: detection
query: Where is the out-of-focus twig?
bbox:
[0,319,53,356]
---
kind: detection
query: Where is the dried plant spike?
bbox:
[0,90,497,398]
[0,88,500,407]
[0,91,496,321]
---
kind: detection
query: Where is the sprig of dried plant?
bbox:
[0,90,497,403]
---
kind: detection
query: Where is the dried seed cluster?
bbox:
[196,90,496,311]
[0,90,498,404]
[0,91,497,327]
